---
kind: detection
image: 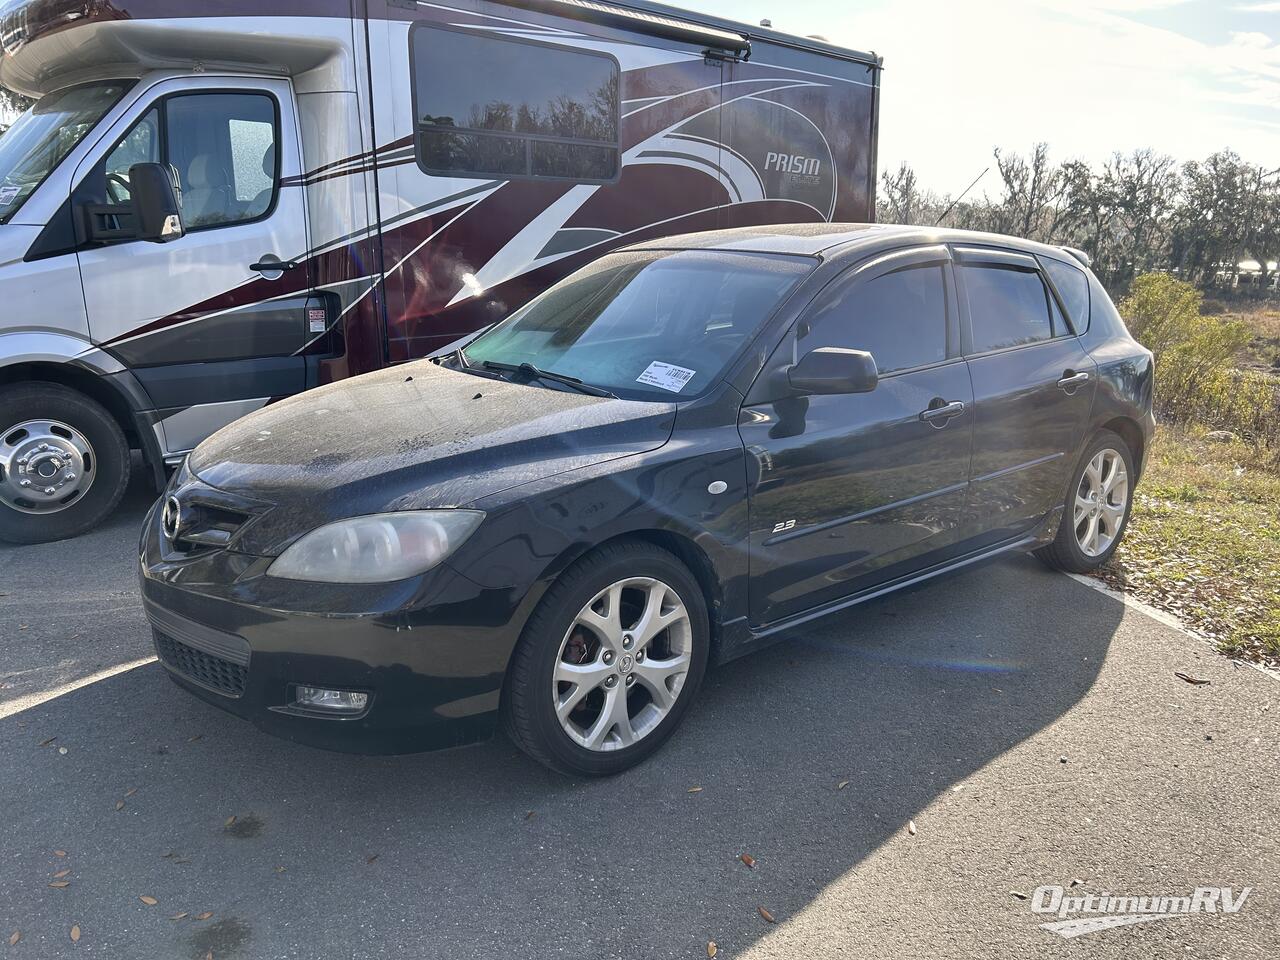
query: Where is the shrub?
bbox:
[1120,273,1280,452]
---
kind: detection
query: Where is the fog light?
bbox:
[294,686,368,714]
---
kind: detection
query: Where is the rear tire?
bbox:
[1035,429,1134,573]
[503,540,710,777]
[0,383,131,545]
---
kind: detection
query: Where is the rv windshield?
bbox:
[0,82,131,224]
[460,249,814,401]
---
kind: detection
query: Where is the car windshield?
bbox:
[0,82,132,224]
[461,249,814,400]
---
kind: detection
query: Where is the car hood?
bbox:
[189,360,676,554]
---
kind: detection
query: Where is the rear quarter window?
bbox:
[1041,256,1091,333]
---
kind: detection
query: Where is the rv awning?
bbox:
[507,0,752,58]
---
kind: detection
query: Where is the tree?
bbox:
[0,85,34,133]
[987,143,1065,242]
[1240,165,1280,292]
[1107,149,1179,285]
[1057,149,1180,289]
[1170,151,1254,288]
[885,144,1277,299]
[1058,158,1118,282]
[877,162,948,225]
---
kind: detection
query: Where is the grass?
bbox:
[1225,303,1280,376]
[1093,423,1280,669]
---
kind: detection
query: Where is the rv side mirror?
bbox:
[787,347,878,395]
[130,162,184,243]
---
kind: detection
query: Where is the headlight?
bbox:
[266,510,484,583]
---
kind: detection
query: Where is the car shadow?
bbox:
[0,543,1122,959]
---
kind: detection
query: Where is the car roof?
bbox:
[623,223,1089,265]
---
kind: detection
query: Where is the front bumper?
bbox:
[138,497,529,755]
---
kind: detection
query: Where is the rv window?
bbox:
[410,25,620,183]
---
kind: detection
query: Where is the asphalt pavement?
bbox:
[2,462,1277,959]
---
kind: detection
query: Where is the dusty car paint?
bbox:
[139,224,1154,756]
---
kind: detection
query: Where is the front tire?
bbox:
[503,541,710,777]
[1035,429,1134,573]
[0,383,131,545]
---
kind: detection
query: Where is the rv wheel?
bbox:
[0,382,131,544]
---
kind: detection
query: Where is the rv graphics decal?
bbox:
[78,3,874,436]
[764,152,823,177]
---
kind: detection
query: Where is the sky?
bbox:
[685,0,1280,197]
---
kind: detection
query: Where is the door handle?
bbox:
[250,258,298,275]
[1058,370,1090,390]
[919,400,966,423]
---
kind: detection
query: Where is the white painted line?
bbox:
[1,657,158,720]
[1064,572,1279,682]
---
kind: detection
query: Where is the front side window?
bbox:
[167,93,277,229]
[0,82,131,223]
[461,250,813,400]
[410,25,620,182]
[961,264,1059,353]
[102,107,160,205]
[802,264,949,375]
[79,91,278,237]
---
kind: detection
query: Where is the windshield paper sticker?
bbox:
[0,186,19,206]
[636,361,696,393]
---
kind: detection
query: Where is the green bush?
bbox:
[1120,273,1280,452]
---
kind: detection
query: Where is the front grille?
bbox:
[160,470,268,555]
[154,631,247,698]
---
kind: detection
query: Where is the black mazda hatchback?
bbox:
[140,224,1153,776]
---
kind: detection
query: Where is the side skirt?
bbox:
[714,512,1059,665]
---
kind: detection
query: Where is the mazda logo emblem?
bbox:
[161,496,183,541]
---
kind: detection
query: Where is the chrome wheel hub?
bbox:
[1074,448,1128,558]
[554,577,692,752]
[0,419,96,515]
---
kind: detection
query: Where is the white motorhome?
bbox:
[0,0,880,543]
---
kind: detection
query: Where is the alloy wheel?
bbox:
[1074,447,1128,558]
[0,419,96,515]
[553,577,692,751]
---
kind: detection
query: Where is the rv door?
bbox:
[72,75,313,458]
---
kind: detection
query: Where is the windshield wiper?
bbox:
[432,346,469,369]
[480,360,617,399]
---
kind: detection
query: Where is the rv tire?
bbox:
[0,382,131,544]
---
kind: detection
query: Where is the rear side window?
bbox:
[961,264,1058,353]
[409,25,620,183]
[1042,256,1090,332]
[803,264,949,375]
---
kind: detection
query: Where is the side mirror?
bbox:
[786,347,879,395]
[130,162,184,243]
